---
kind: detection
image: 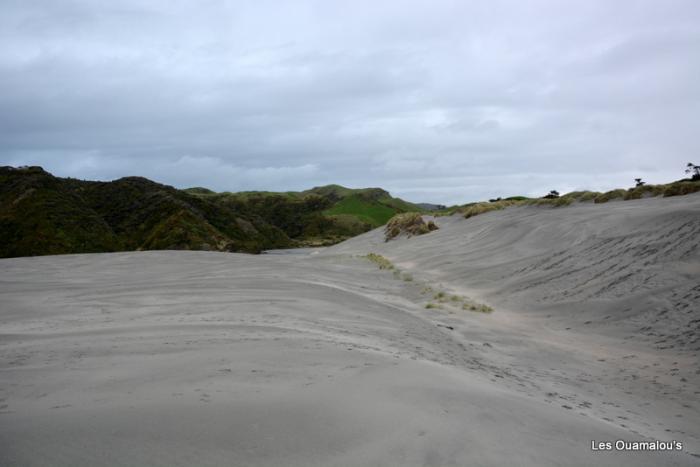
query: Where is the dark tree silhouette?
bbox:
[543,190,560,199]
[635,178,645,187]
[686,162,700,181]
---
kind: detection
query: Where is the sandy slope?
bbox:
[1,194,699,466]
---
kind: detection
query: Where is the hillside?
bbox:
[0,167,421,258]
[0,166,291,257]
[184,183,423,246]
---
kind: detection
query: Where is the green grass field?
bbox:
[323,195,399,226]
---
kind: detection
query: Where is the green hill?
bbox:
[0,167,290,258]
[0,166,120,257]
[186,184,423,246]
[0,167,422,258]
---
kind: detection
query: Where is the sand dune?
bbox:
[1,194,699,466]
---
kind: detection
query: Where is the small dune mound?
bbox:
[385,212,438,241]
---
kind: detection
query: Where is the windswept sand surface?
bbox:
[1,194,699,466]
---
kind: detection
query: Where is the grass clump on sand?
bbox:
[623,184,666,200]
[460,198,572,219]
[425,288,494,314]
[385,212,438,241]
[594,189,628,204]
[463,303,494,313]
[561,191,600,202]
[594,181,700,203]
[524,197,573,207]
[460,201,520,219]
[364,253,394,270]
[363,253,416,283]
[662,181,700,197]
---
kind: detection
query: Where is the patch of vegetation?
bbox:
[524,197,573,207]
[402,272,414,282]
[183,187,216,195]
[663,181,700,197]
[463,303,494,313]
[561,191,600,202]
[324,194,397,226]
[364,253,395,270]
[623,184,665,200]
[433,291,447,302]
[594,189,628,203]
[460,200,521,219]
[384,212,438,241]
[423,287,494,313]
[425,303,441,309]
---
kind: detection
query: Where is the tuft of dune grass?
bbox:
[462,303,494,313]
[385,212,438,241]
[561,191,601,202]
[460,200,521,219]
[593,189,627,203]
[663,181,700,197]
[364,253,394,270]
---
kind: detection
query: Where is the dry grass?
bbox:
[523,197,573,207]
[385,212,438,241]
[463,303,494,313]
[364,253,394,270]
[460,201,520,219]
[623,184,665,200]
[426,288,494,314]
[663,181,700,197]
[561,191,600,202]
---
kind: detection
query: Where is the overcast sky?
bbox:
[1,0,698,204]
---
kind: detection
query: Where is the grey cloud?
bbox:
[1,0,699,204]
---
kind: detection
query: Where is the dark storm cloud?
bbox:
[1,0,699,203]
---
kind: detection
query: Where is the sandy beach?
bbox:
[1,194,699,466]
